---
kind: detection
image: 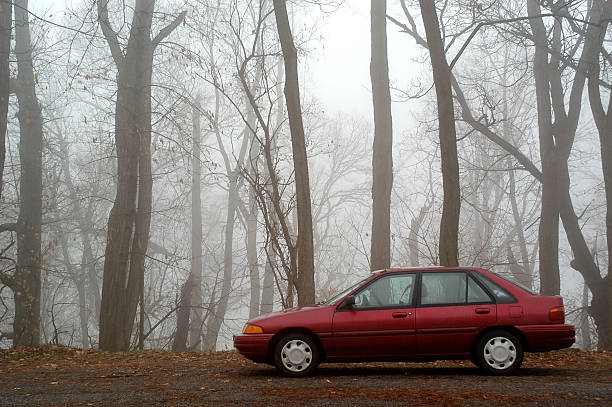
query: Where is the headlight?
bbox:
[243,323,263,334]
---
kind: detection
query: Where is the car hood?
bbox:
[246,304,335,334]
[249,304,327,322]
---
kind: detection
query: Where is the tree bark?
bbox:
[97,0,184,351]
[272,0,315,306]
[0,0,10,198]
[418,0,460,267]
[369,0,393,271]
[13,0,43,347]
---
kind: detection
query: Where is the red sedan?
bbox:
[234,267,574,376]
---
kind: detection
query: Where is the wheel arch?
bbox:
[266,327,326,364]
[470,325,530,357]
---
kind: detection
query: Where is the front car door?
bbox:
[330,272,416,360]
[416,271,496,356]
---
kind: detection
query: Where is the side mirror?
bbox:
[341,295,356,309]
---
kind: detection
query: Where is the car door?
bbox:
[330,273,416,360]
[416,271,496,356]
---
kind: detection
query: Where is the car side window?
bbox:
[354,274,415,308]
[421,272,466,305]
[467,276,493,303]
[472,272,516,304]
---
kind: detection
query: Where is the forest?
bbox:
[0,0,610,354]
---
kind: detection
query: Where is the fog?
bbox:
[0,0,609,351]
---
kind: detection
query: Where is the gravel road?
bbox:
[1,347,610,406]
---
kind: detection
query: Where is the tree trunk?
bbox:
[13,0,43,347]
[584,0,612,350]
[418,0,460,267]
[188,96,204,350]
[272,0,315,306]
[173,275,194,352]
[508,169,534,290]
[203,175,238,350]
[247,138,260,319]
[408,203,429,267]
[97,0,184,351]
[59,235,89,349]
[260,255,275,314]
[59,139,101,327]
[369,0,393,271]
[527,0,580,296]
[580,281,592,350]
[0,0,10,198]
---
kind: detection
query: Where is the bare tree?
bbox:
[369,0,393,271]
[272,0,315,305]
[96,0,185,351]
[173,95,204,352]
[0,0,10,197]
[418,0,460,266]
[8,0,44,346]
[584,0,612,350]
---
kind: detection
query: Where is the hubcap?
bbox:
[280,340,312,372]
[484,336,516,370]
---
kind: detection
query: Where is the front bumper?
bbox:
[233,333,274,363]
[517,324,575,352]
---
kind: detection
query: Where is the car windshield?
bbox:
[321,275,372,305]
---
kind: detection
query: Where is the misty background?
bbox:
[0,0,609,351]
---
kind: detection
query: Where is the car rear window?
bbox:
[471,272,517,304]
[492,273,537,295]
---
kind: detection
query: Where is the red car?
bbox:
[234,267,574,376]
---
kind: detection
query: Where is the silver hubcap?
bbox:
[280,339,312,372]
[484,336,517,370]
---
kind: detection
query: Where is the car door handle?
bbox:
[475,308,491,314]
[392,312,407,318]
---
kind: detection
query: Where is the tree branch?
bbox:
[449,14,556,70]
[0,269,14,289]
[0,223,19,233]
[152,11,186,48]
[96,0,124,68]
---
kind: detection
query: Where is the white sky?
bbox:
[307,1,424,138]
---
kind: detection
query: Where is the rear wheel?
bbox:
[274,333,319,377]
[476,330,523,375]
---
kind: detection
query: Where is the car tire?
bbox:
[274,333,319,377]
[476,330,523,375]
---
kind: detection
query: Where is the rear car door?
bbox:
[331,272,416,359]
[416,271,496,356]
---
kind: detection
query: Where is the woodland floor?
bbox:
[0,346,610,406]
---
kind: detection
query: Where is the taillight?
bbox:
[549,306,565,321]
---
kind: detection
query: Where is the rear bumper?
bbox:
[516,324,575,352]
[233,333,274,363]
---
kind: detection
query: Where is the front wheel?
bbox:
[274,333,319,377]
[476,330,523,375]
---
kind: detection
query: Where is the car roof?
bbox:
[374,266,484,274]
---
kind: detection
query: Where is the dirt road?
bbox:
[1,347,610,406]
